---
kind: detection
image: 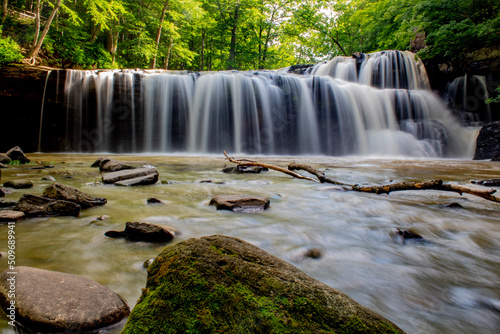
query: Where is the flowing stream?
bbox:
[1,154,499,333]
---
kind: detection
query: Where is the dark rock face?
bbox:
[0,210,25,222]
[91,157,135,172]
[0,199,17,208]
[2,180,33,189]
[102,168,159,186]
[43,182,107,209]
[14,194,81,217]
[0,154,11,164]
[474,122,500,160]
[210,195,270,212]
[5,146,30,164]
[0,188,4,198]
[122,235,405,334]
[0,266,130,332]
[105,222,175,242]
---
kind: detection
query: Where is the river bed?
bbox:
[1,154,499,333]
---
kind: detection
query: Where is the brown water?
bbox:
[1,154,499,333]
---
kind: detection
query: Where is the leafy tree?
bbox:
[0,29,23,64]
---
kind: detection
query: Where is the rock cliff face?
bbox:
[474,121,500,160]
[122,235,405,334]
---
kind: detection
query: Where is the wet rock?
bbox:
[304,248,323,259]
[0,163,8,169]
[41,175,56,181]
[105,222,175,242]
[444,202,464,209]
[0,199,17,208]
[14,194,81,217]
[288,63,315,75]
[0,266,130,332]
[91,157,135,172]
[147,197,165,205]
[102,167,159,186]
[0,188,4,197]
[122,235,405,334]
[471,179,500,187]
[0,154,11,164]
[210,195,270,212]
[473,121,500,160]
[5,146,30,164]
[0,210,25,222]
[3,180,33,189]
[223,165,268,174]
[43,182,107,209]
[143,258,154,269]
[394,228,425,244]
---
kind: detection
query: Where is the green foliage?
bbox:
[486,86,500,105]
[0,30,23,65]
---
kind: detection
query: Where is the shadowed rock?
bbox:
[474,121,500,160]
[3,180,33,189]
[91,157,135,172]
[5,146,30,164]
[0,267,130,332]
[223,165,268,174]
[210,195,270,212]
[14,194,81,217]
[121,235,405,334]
[105,222,175,242]
[0,199,17,208]
[43,182,107,209]
[0,188,4,197]
[0,154,11,164]
[102,168,159,186]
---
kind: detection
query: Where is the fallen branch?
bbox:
[223,151,319,183]
[223,152,500,204]
[352,180,499,203]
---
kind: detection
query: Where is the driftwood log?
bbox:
[223,152,500,204]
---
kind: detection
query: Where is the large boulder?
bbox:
[91,157,135,172]
[0,267,130,332]
[474,121,500,160]
[122,235,405,334]
[105,222,175,242]
[102,168,159,186]
[210,195,270,212]
[14,194,81,217]
[5,146,30,164]
[43,182,107,209]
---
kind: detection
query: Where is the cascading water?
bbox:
[53,50,477,157]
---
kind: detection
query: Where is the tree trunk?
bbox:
[31,0,40,50]
[164,36,173,70]
[27,0,62,65]
[200,29,205,71]
[2,0,8,25]
[151,0,169,69]
[227,0,240,70]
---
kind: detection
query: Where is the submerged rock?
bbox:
[210,195,270,212]
[146,197,165,205]
[122,235,405,334]
[91,157,135,172]
[0,199,17,208]
[0,266,130,332]
[444,202,464,209]
[43,182,107,209]
[14,194,81,217]
[5,146,30,164]
[304,248,323,259]
[102,168,159,186]
[105,222,175,242]
[471,178,500,187]
[3,180,33,189]
[0,210,25,222]
[474,121,500,160]
[223,165,268,174]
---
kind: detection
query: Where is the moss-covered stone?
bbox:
[122,235,405,334]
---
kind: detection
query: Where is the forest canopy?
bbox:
[0,0,499,69]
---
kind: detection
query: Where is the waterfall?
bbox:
[55,50,477,157]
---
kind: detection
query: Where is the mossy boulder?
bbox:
[122,235,405,334]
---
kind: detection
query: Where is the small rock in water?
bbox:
[143,258,154,268]
[444,202,464,209]
[0,266,130,332]
[0,210,25,222]
[394,228,424,244]
[41,176,56,181]
[91,157,135,172]
[0,199,17,208]
[147,197,165,205]
[210,195,270,212]
[43,182,107,209]
[222,165,268,174]
[105,222,175,242]
[471,179,500,187]
[304,248,323,259]
[3,180,33,189]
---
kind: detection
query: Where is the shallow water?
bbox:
[1,154,499,333]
